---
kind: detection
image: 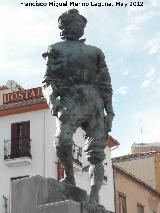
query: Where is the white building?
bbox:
[0,80,118,213]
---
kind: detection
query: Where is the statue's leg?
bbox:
[89,162,104,205]
[55,120,77,186]
[83,108,107,205]
[56,145,76,186]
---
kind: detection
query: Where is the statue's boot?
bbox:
[56,145,76,186]
[89,162,104,205]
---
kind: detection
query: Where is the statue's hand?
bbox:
[50,99,62,116]
[104,113,115,132]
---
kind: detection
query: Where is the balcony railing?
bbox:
[4,137,32,160]
[3,195,8,213]
[72,144,82,166]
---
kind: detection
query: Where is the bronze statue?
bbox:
[42,9,114,206]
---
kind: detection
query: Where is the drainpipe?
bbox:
[43,110,46,177]
[111,147,118,213]
[112,166,116,213]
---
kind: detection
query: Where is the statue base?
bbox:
[11,175,113,213]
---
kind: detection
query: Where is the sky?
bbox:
[0,0,160,157]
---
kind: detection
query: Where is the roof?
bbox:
[132,142,160,148]
[106,135,120,148]
[112,151,160,162]
[113,165,160,198]
[0,85,9,90]
[0,84,23,91]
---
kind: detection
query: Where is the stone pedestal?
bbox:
[36,200,81,213]
[11,175,113,213]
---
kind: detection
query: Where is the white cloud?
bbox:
[122,69,129,76]
[141,69,157,88]
[116,86,128,95]
[0,5,59,72]
[150,0,160,7]
[119,0,159,48]
[0,1,87,85]
[121,12,153,43]
[126,12,153,31]
[145,33,160,55]
[145,69,156,79]
[141,80,150,88]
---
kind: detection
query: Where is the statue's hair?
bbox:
[58,9,87,30]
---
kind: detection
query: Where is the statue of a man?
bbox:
[42,9,114,206]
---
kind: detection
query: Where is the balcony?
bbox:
[4,137,32,166]
[72,144,82,167]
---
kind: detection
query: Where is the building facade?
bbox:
[0,81,117,213]
[113,165,160,213]
[112,151,160,193]
[131,143,160,154]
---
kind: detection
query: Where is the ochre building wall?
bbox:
[114,156,156,189]
[114,171,160,213]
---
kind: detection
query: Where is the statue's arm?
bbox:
[97,49,115,132]
[42,46,62,116]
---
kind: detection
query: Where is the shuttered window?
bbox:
[57,160,64,180]
[11,121,30,158]
[137,203,144,213]
[119,193,127,213]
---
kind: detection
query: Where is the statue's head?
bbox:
[58,9,87,40]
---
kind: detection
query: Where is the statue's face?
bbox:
[64,15,85,39]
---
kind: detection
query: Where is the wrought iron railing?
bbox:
[4,137,32,160]
[72,144,82,166]
[104,176,108,182]
[3,195,8,213]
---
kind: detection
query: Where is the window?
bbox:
[137,203,144,213]
[57,160,64,180]
[72,144,82,166]
[11,121,31,158]
[119,193,127,213]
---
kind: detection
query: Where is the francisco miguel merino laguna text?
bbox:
[21,1,144,7]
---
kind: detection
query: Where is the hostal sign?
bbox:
[3,87,43,104]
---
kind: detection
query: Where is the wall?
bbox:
[0,109,57,213]
[101,147,115,211]
[114,170,160,213]
[113,156,156,189]
[155,155,160,192]
[132,146,160,153]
